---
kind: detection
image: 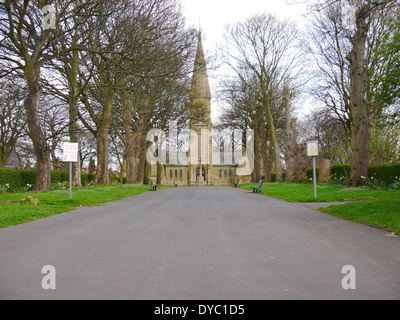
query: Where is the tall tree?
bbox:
[370,6,400,113]
[309,0,398,187]
[0,76,26,167]
[221,13,307,181]
[0,0,97,191]
[111,0,196,185]
[42,0,105,187]
[284,84,295,182]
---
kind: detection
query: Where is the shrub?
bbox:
[51,171,69,184]
[81,174,95,186]
[368,163,400,184]
[306,167,319,180]
[328,163,400,190]
[0,184,9,194]
[0,168,97,192]
[109,175,119,183]
[331,164,351,180]
[0,168,24,190]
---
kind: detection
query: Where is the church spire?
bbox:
[190,31,211,103]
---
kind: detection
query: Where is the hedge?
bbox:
[306,167,320,180]
[0,168,95,188]
[368,163,400,183]
[331,164,351,179]
[305,163,400,183]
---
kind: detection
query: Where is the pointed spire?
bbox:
[190,30,211,101]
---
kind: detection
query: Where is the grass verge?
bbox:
[239,183,400,234]
[319,198,400,234]
[0,184,161,229]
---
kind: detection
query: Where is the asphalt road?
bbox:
[0,186,399,300]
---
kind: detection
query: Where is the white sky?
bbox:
[181,0,309,49]
[179,0,312,121]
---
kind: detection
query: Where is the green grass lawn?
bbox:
[239,182,400,203]
[239,182,400,234]
[0,184,160,229]
[319,198,400,234]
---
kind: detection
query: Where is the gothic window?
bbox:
[219,170,222,178]
[175,170,178,179]
[180,170,183,178]
[224,169,227,178]
[170,170,172,178]
[229,169,232,178]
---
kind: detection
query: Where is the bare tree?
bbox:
[0,76,26,167]
[284,84,295,182]
[308,0,398,186]
[0,0,98,191]
[221,13,307,181]
[111,0,196,185]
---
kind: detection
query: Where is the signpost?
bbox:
[307,141,319,199]
[63,142,79,199]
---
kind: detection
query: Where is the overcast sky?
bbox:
[181,0,310,49]
[179,0,313,121]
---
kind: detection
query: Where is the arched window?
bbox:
[170,170,173,178]
[180,170,183,178]
[219,170,222,178]
[175,170,178,178]
[224,169,227,178]
[229,169,232,178]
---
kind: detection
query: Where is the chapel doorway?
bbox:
[196,167,206,182]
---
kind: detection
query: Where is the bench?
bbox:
[173,181,178,187]
[150,180,159,191]
[233,178,240,188]
[249,180,264,193]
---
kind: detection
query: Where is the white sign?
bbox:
[307,141,319,157]
[63,142,79,163]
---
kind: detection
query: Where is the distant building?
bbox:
[152,32,251,186]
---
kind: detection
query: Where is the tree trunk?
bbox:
[25,67,51,192]
[123,100,138,184]
[319,159,331,183]
[95,126,110,185]
[157,162,162,185]
[133,102,149,184]
[257,104,271,182]
[137,150,146,184]
[295,143,307,184]
[94,92,116,185]
[144,160,149,185]
[69,46,82,188]
[69,96,82,188]
[265,100,282,181]
[348,9,370,187]
[284,85,295,182]
[125,142,138,184]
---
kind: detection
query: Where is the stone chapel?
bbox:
[149,32,252,186]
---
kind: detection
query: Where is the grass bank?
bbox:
[0,184,160,229]
[239,183,400,234]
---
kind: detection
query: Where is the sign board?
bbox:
[63,142,79,163]
[307,141,319,157]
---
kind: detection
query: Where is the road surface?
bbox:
[0,186,399,300]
